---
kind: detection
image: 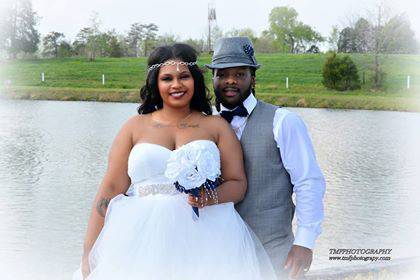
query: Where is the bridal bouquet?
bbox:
[165,141,222,219]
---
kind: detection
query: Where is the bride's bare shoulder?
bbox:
[118,114,150,140]
[202,114,230,127]
[200,114,233,137]
[125,114,150,127]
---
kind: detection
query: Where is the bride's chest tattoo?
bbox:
[152,122,200,129]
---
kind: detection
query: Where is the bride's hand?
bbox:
[81,254,90,279]
[188,188,217,208]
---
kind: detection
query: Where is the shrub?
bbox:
[322,52,361,91]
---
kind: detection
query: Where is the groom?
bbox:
[206,37,326,279]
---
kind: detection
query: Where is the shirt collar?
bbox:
[220,93,257,114]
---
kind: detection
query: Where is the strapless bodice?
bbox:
[126,140,219,196]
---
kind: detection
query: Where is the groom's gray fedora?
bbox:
[206,37,260,69]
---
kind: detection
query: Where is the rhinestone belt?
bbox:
[128,183,179,197]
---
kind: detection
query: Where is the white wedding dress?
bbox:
[73,140,276,280]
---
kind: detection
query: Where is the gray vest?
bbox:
[236,100,295,271]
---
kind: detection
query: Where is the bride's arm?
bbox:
[190,116,247,206]
[81,118,133,276]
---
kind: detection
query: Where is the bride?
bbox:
[73,43,276,280]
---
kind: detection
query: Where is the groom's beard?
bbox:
[214,85,253,111]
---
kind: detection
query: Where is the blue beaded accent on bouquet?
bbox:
[174,177,222,218]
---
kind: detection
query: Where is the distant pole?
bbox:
[41,72,45,82]
[407,75,410,89]
[286,77,289,89]
[102,74,105,85]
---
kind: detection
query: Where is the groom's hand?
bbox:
[284,245,312,279]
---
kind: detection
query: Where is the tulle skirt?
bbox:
[73,193,276,280]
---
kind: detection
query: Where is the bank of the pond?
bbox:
[2,86,419,112]
[2,54,419,111]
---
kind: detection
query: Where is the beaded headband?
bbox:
[148,60,197,72]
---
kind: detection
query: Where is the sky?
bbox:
[2,0,420,41]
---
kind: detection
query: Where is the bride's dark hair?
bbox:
[138,44,212,115]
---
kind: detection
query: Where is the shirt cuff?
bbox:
[293,226,319,250]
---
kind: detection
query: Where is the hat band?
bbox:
[211,54,256,66]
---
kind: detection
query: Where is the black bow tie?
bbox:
[220,105,249,123]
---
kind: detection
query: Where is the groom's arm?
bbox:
[273,108,326,276]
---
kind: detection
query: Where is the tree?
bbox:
[370,4,386,89]
[337,6,418,88]
[74,28,126,58]
[338,18,373,53]
[142,23,158,56]
[327,26,340,52]
[293,23,324,53]
[42,31,64,58]
[382,13,418,54]
[109,36,124,58]
[57,40,73,57]
[96,30,121,57]
[337,10,384,88]
[183,38,205,53]
[353,18,373,53]
[87,12,101,60]
[268,6,297,52]
[268,6,323,53]
[0,6,7,56]
[225,28,257,43]
[155,34,180,47]
[97,32,111,56]
[73,12,101,60]
[74,27,93,57]
[208,25,223,52]
[322,52,361,91]
[116,34,130,57]
[0,0,40,58]
[306,45,320,53]
[253,30,281,53]
[126,22,144,57]
[337,27,357,53]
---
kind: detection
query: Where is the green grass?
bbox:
[1,53,419,111]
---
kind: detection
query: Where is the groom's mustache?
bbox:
[222,86,240,92]
[214,85,253,97]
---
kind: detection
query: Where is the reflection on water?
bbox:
[295,108,420,270]
[0,100,419,279]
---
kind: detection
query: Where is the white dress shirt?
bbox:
[219,94,326,250]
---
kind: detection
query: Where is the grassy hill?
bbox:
[1,53,419,111]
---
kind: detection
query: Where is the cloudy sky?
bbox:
[3,0,420,41]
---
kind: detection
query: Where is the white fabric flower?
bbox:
[165,141,221,190]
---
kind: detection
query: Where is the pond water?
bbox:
[0,99,419,279]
